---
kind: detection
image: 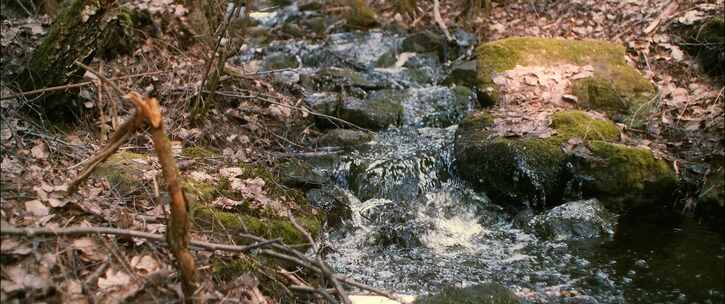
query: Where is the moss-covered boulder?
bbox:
[94,151,150,196]
[454,110,676,210]
[477,37,656,124]
[414,283,521,304]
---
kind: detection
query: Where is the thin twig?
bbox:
[0,225,280,253]
[288,211,351,304]
[208,88,373,133]
[259,249,400,301]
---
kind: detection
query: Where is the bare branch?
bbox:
[0,224,280,253]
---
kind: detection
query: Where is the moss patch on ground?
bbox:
[184,162,321,246]
[94,151,149,196]
[181,146,218,159]
[477,37,655,123]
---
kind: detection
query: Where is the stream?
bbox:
[240,4,725,303]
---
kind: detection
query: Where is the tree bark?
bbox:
[19,0,111,114]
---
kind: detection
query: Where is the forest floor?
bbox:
[0,0,723,303]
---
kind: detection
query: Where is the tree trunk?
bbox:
[19,0,111,114]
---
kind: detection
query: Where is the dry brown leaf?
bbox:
[97,268,131,290]
[30,142,49,160]
[25,200,49,217]
[72,237,106,262]
[0,238,32,256]
[130,255,160,274]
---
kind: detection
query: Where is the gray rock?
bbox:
[277,159,326,188]
[338,95,402,130]
[304,92,338,116]
[402,86,475,128]
[443,60,477,87]
[414,283,521,304]
[262,53,299,71]
[530,199,617,241]
[316,129,373,147]
[306,186,354,228]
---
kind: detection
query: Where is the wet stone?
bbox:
[338,95,402,130]
[443,59,478,88]
[305,186,354,229]
[401,86,475,128]
[529,199,617,241]
[277,159,326,188]
[316,129,373,147]
[414,283,520,304]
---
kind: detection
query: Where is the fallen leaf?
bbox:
[31,142,49,160]
[97,268,131,289]
[25,200,50,217]
[72,237,105,262]
[130,255,160,274]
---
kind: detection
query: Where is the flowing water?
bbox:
[241,5,725,302]
[310,125,725,304]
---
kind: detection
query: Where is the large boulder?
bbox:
[477,37,656,125]
[454,110,677,210]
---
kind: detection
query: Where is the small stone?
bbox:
[562,94,579,103]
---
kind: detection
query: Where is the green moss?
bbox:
[347,0,378,29]
[212,255,260,281]
[94,151,147,195]
[584,141,677,209]
[476,37,655,121]
[185,163,321,246]
[550,111,620,141]
[192,205,321,245]
[181,146,218,159]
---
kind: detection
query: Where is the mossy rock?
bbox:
[276,159,326,188]
[192,206,320,245]
[696,164,724,228]
[316,128,373,146]
[338,93,403,130]
[579,141,677,210]
[185,163,322,246]
[94,151,150,196]
[414,283,521,304]
[262,53,299,71]
[477,37,656,124]
[455,110,676,210]
[346,0,378,30]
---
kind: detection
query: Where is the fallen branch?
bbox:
[0,224,280,253]
[432,0,453,41]
[0,71,166,101]
[259,249,400,301]
[289,211,351,304]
